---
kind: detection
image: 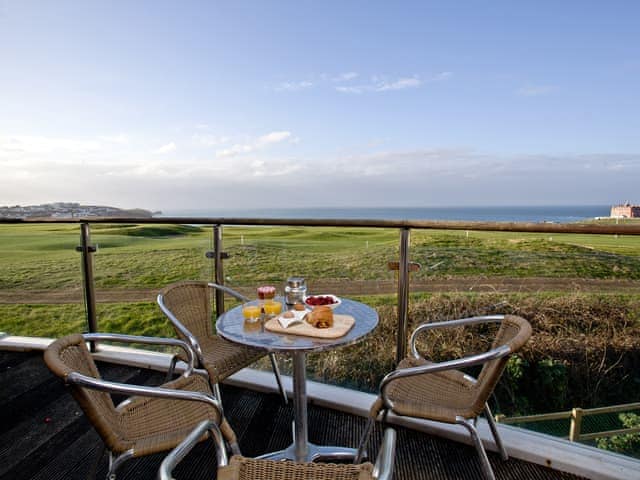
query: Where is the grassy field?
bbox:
[1,223,640,292]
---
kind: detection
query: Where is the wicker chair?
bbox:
[159,419,396,480]
[44,332,240,480]
[157,280,287,403]
[356,314,532,480]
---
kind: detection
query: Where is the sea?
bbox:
[159,205,611,224]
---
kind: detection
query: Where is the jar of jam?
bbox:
[284,276,307,306]
[257,285,276,301]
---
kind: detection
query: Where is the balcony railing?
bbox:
[3,215,640,364]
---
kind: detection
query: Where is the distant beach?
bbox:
[159,205,611,224]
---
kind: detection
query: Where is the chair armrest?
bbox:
[208,282,250,302]
[373,427,396,480]
[158,419,228,480]
[157,295,206,365]
[409,314,506,359]
[83,333,197,376]
[380,345,511,409]
[66,371,222,416]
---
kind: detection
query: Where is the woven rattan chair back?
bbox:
[44,334,126,452]
[472,314,532,414]
[160,281,214,342]
[158,280,288,403]
[218,456,375,480]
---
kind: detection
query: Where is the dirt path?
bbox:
[1,277,639,304]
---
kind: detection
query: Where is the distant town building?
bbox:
[0,203,154,219]
[610,202,640,218]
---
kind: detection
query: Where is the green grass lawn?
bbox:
[1,223,640,292]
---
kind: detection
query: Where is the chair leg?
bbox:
[269,353,288,404]
[213,382,223,403]
[354,416,375,464]
[106,450,134,480]
[485,403,508,461]
[164,354,179,383]
[456,417,496,480]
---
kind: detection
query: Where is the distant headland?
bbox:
[0,202,160,219]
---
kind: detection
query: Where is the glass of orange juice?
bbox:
[242,302,262,323]
[263,300,282,317]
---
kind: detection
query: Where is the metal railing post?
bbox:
[396,227,411,363]
[213,224,225,317]
[77,223,98,345]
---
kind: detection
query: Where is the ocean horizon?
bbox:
[159,205,612,224]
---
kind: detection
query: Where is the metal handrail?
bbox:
[4,215,640,234]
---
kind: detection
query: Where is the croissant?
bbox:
[306,305,333,329]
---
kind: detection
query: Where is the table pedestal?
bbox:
[258,351,357,462]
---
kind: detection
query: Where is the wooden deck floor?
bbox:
[0,350,586,480]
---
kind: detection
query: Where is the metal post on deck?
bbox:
[396,227,411,363]
[213,224,225,317]
[76,223,98,347]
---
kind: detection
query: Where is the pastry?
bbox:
[306,305,333,329]
[293,302,306,311]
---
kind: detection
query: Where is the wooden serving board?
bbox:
[264,314,355,339]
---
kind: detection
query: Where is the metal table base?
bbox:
[258,351,358,462]
[259,442,357,463]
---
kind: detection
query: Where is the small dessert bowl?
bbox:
[304,294,341,310]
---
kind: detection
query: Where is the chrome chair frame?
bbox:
[159,419,396,480]
[47,333,236,480]
[157,282,287,404]
[357,314,529,480]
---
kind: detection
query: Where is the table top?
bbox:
[216,297,379,353]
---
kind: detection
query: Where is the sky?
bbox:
[1,1,639,211]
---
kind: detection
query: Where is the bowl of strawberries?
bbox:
[304,294,341,310]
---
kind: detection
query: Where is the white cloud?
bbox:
[517,85,558,96]
[333,72,359,82]
[99,134,129,144]
[216,131,293,158]
[258,131,291,144]
[278,71,445,94]
[0,135,101,155]
[154,142,176,154]
[276,81,314,91]
[192,133,229,147]
[336,75,427,94]
[216,144,254,158]
[2,142,638,210]
[335,85,365,94]
[375,77,422,91]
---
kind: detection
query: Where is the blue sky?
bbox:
[1,1,638,210]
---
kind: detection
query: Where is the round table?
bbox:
[216,297,379,462]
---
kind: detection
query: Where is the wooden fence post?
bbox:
[569,408,583,441]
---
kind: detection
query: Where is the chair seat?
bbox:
[384,357,480,423]
[218,456,375,480]
[117,374,223,457]
[198,336,265,383]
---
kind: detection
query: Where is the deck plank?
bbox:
[0,351,586,480]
